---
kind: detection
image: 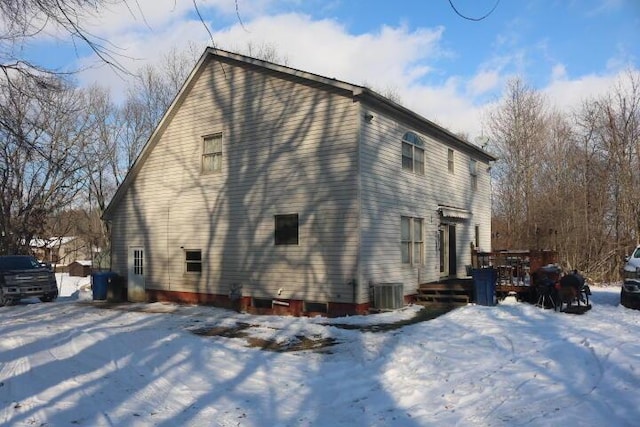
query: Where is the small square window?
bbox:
[185,249,202,273]
[275,214,299,245]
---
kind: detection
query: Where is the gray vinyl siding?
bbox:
[358,105,492,294]
[110,58,361,303]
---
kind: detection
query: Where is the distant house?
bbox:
[68,260,92,277]
[102,48,496,316]
[30,236,95,267]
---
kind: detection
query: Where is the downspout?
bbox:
[167,204,171,290]
[355,97,363,306]
[105,219,113,271]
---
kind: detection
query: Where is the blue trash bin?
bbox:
[472,268,497,306]
[92,271,116,301]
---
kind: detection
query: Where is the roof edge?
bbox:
[359,89,497,162]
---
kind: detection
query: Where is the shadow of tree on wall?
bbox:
[128,55,363,308]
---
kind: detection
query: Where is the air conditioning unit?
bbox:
[371,283,404,310]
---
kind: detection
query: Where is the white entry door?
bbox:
[128,246,146,302]
[439,224,458,278]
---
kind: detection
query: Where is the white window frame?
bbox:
[133,249,144,275]
[469,159,478,190]
[448,148,454,173]
[202,133,223,174]
[401,216,424,265]
[401,132,424,175]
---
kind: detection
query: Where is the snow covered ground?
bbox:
[0,274,638,426]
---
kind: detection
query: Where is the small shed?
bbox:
[68,260,92,277]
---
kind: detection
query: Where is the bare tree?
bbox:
[487,78,548,249]
[63,48,201,264]
[116,47,200,174]
[585,70,640,277]
[486,71,640,281]
[0,75,91,254]
[0,0,132,83]
[241,41,289,65]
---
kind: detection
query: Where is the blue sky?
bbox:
[23,0,640,139]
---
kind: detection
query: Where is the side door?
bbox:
[128,246,146,302]
[439,224,457,278]
[439,225,449,278]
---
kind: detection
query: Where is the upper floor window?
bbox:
[469,159,478,191]
[202,133,222,174]
[448,149,454,173]
[401,131,424,175]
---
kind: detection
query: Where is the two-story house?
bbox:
[102,48,496,316]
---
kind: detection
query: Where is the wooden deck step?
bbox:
[416,282,472,306]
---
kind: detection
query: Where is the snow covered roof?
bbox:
[30,236,77,248]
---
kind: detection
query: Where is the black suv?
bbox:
[0,255,58,306]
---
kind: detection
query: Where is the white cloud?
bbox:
[543,71,628,111]
[68,7,637,145]
[75,18,210,101]
[551,63,567,81]
[212,14,444,89]
[467,70,501,97]
[76,11,447,107]
[84,0,194,37]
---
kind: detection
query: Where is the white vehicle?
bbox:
[623,245,640,280]
[622,245,640,309]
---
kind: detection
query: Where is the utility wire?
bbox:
[448,0,501,21]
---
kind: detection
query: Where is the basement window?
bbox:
[305,301,328,314]
[253,298,273,309]
[185,249,202,273]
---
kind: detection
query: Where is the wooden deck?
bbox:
[416,280,534,307]
[495,284,533,301]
